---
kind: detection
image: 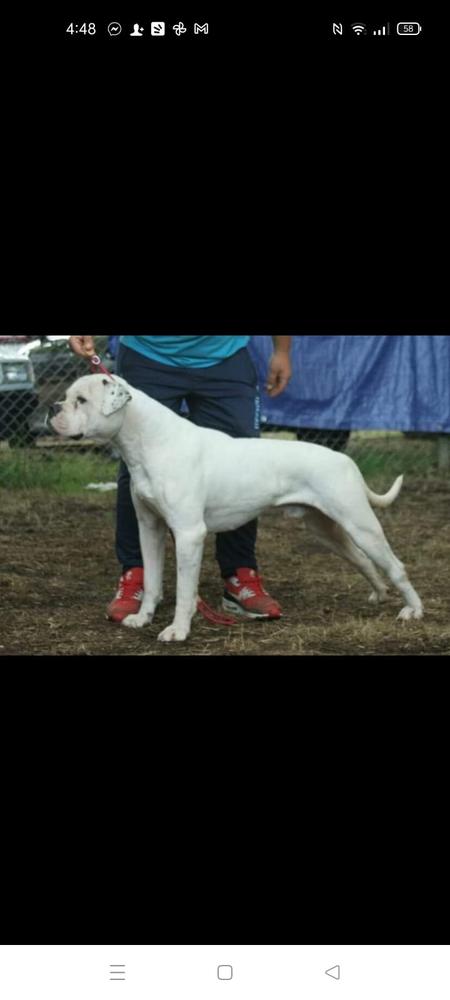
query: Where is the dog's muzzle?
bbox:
[47,403,84,440]
[48,402,63,418]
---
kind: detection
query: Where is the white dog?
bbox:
[50,374,424,642]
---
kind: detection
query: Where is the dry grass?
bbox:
[1,478,449,657]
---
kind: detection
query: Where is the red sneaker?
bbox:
[222,568,282,620]
[106,568,144,623]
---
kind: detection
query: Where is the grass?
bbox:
[265,429,444,484]
[349,432,443,482]
[2,491,449,656]
[0,431,445,493]
[0,448,118,494]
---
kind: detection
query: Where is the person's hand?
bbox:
[68,335,96,358]
[266,350,292,398]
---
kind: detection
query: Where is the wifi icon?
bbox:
[351,22,367,34]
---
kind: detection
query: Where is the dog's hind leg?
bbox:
[304,508,389,605]
[336,507,423,621]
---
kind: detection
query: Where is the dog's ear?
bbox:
[101,379,132,417]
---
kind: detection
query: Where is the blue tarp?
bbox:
[249,335,450,432]
[109,335,450,433]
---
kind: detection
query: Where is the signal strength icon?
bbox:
[351,23,367,35]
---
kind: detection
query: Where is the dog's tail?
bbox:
[365,474,404,508]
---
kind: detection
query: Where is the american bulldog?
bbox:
[50,374,424,641]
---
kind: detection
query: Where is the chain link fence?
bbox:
[1,335,448,488]
[0,336,112,445]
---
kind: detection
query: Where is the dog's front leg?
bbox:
[122,502,167,629]
[158,523,207,642]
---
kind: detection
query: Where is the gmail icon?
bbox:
[194,22,209,34]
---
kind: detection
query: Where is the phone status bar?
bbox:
[64,20,211,38]
[329,20,424,37]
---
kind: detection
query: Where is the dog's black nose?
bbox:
[48,402,63,417]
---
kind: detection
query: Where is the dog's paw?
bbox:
[122,611,153,629]
[369,589,388,605]
[397,606,424,622]
[158,623,190,643]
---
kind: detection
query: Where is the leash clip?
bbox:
[90,355,115,380]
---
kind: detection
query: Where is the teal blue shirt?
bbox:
[121,335,251,368]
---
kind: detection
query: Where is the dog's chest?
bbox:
[131,467,164,516]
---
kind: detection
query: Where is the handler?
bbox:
[69,334,292,622]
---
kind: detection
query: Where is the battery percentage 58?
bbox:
[396,22,422,34]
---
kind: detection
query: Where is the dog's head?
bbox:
[49,374,133,441]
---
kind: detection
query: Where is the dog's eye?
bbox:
[77,396,87,404]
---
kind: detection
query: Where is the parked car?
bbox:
[0,337,39,443]
[0,335,116,443]
[26,335,112,383]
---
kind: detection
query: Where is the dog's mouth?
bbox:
[69,434,84,441]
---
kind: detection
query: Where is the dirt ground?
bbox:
[1,481,449,657]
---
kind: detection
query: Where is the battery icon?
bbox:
[397,22,422,34]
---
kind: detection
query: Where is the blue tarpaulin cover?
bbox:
[110,334,450,432]
[249,335,450,432]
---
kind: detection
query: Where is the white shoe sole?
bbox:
[222,597,278,620]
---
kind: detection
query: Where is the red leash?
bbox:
[197,597,238,627]
[165,531,237,627]
[90,354,115,380]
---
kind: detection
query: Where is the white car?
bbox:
[0,336,39,442]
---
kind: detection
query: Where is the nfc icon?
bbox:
[332,23,343,35]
